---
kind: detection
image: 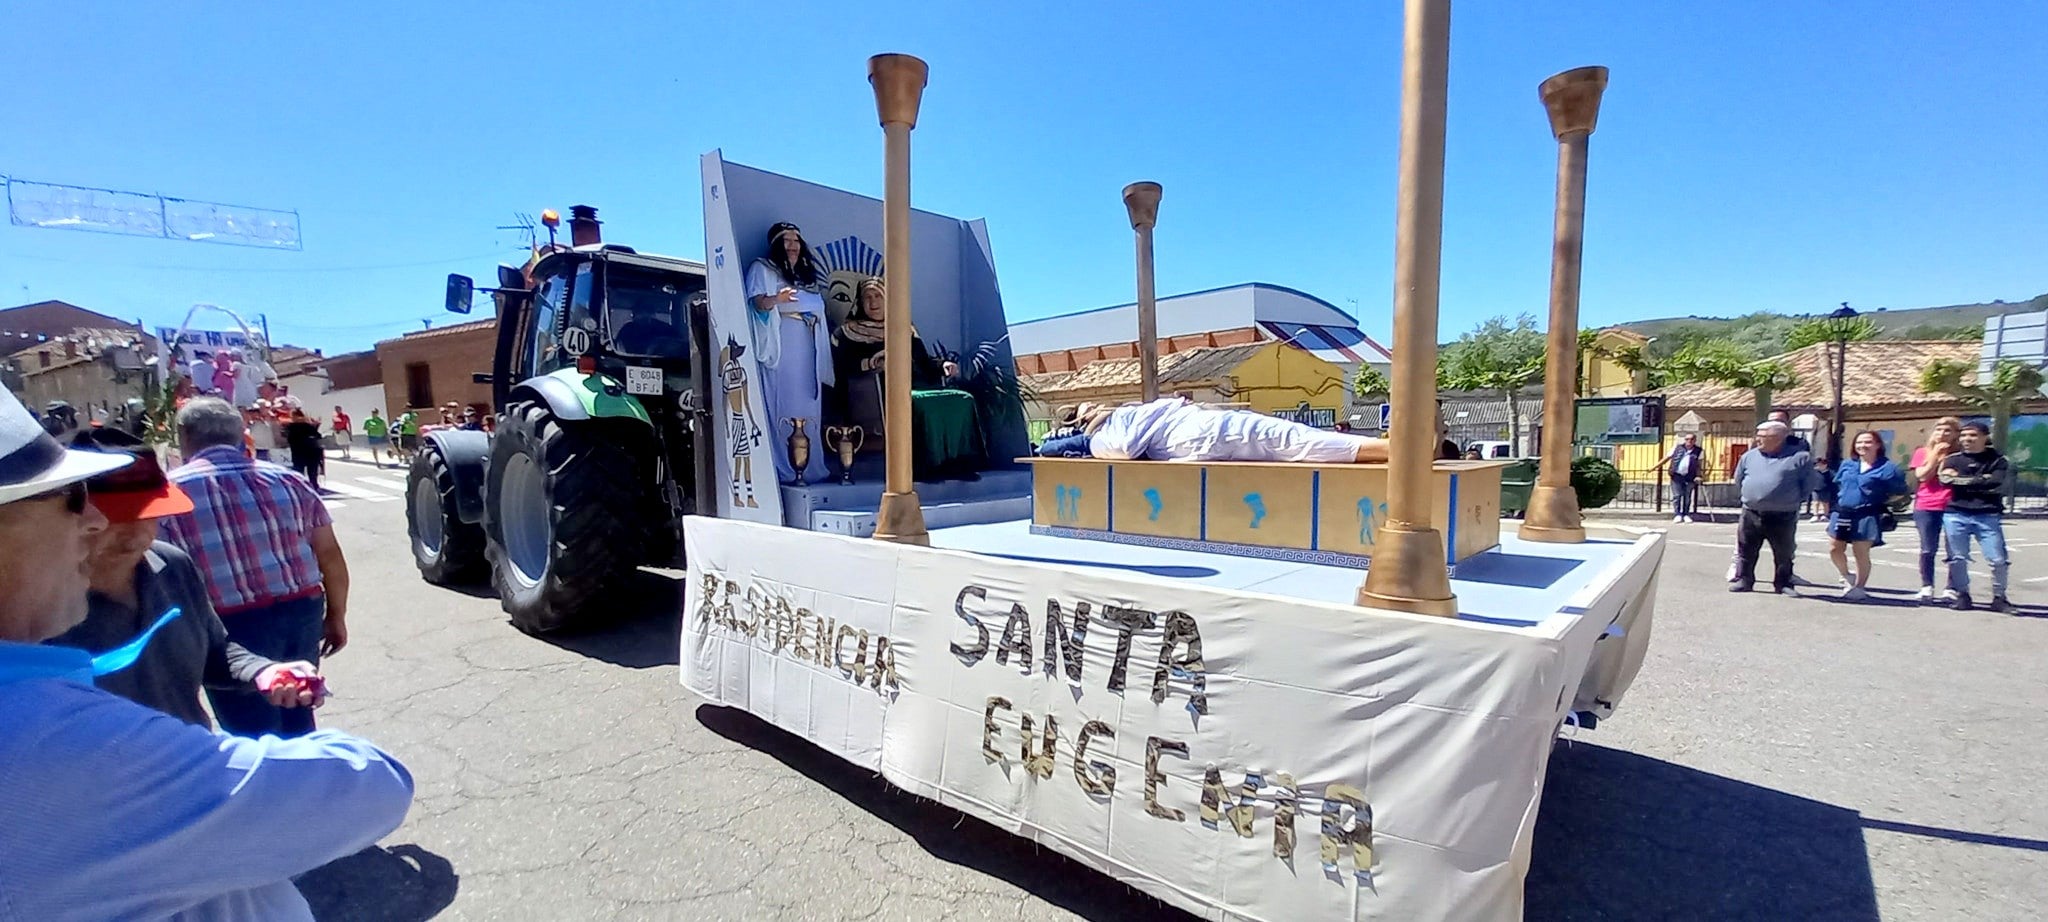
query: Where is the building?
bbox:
[1022,341,1350,435]
[1638,339,2037,478]
[374,320,496,419]
[1581,328,1651,397]
[306,350,386,428]
[0,301,158,414]
[1011,283,1392,425]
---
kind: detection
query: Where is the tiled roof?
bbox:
[377,318,496,346]
[1034,343,1271,397]
[1648,340,1981,410]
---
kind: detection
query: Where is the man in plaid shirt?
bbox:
[162,397,351,737]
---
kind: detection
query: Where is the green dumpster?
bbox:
[1499,458,1539,518]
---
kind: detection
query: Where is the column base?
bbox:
[1518,484,1586,543]
[1355,524,1457,617]
[872,490,931,546]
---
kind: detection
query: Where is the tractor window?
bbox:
[606,265,694,360]
[530,273,566,374]
[566,264,598,337]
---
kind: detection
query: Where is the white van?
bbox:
[1466,440,1514,459]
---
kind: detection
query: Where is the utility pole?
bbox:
[258,313,272,352]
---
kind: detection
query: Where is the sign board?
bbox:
[1378,402,1391,431]
[682,516,1661,920]
[1573,396,1664,446]
[156,326,266,369]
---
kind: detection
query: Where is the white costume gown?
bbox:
[744,259,836,484]
[1089,398,1364,463]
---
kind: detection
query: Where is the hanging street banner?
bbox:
[8,178,301,249]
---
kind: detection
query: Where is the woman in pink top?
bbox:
[1907,416,1962,601]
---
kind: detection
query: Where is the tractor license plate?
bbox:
[625,366,663,396]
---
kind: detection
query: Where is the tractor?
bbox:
[406,206,716,634]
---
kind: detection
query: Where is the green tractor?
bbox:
[407,208,716,634]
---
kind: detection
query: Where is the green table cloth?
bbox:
[911,388,985,480]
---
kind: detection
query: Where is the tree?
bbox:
[1919,357,2045,453]
[1351,363,1390,400]
[1784,314,1882,352]
[1440,314,1547,454]
[1665,339,1797,422]
[1609,343,1668,391]
[1574,329,1604,397]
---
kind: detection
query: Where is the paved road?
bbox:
[295,457,2047,920]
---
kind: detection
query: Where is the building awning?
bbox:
[1257,322,1391,365]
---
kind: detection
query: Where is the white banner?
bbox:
[683,517,1661,921]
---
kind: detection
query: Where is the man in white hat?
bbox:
[0,381,415,919]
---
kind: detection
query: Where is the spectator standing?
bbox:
[245,402,279,462]
[363,407,390,467]
[1906,417,1960,601]
[284,409,326,491]
[187,350,217,395]
[0,383,414,921]
[459,405,483,431]
[1667,433,1705,524]
[212,348,240,403]
[1939,421,2011,612]
[1730,420,1819,594]
[161,397,351,737]
[1826,430,1908,600]
[46,430,323,727]
[397,408,420,462]
[332,405,353,460]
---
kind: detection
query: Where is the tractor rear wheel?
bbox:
[485,400,648,634]
[407,445,486,583]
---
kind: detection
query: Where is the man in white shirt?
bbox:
[188,352,218,395]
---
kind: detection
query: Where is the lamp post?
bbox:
[1356,0,1457,617]
[1518,65,1608,545]
[1828,302,1857,465]
[869,53,931,546]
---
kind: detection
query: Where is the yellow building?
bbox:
[1024,341,1349,432]
[1581,328,1650,397]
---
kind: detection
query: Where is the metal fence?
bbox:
[1584,445,2048,516]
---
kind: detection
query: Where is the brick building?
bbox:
[373,320,496,419]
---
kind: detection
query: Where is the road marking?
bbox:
[322,500,349,510]
[362,476,409,494]
[322,482,399,503]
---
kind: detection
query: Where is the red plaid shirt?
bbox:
[161,446,333,615]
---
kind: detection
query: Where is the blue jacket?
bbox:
[0,641,414,921]
[1833,456,1907,510]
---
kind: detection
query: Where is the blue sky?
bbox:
[3,1,2043,354]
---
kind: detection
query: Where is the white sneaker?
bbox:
[1916,585,1935,601]
[1672,515,1684,524]
[1685,515,1698,524]
[1842,586,1868,601]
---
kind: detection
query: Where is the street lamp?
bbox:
[1828,302,1857,464]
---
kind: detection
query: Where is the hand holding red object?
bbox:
[254,663,328,708]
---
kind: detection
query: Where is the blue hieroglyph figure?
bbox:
[1142,487,1163,521]
[1054,484,1083,523]
[1243,493,1267,529]
[1357,497,1388,544]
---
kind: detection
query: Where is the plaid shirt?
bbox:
[162,446,333,615]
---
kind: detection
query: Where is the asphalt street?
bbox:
[294,455,2048,921]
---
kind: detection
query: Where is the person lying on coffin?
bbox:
[1045,397,1391,464]
[831,278,959,436]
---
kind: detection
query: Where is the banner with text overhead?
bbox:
[681,516,1662,921]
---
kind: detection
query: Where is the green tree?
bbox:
[1351,363,1390,400]
[1919,358,2045,453]
[1784,314,1882,352]
[1441,314,1547,453]
[1665,339,1797,422]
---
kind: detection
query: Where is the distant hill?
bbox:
[1608,292,2048,359]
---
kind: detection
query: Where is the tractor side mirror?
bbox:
[445,274,475,314]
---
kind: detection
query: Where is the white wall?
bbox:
[319,383,387,434]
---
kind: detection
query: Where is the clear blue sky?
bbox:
[4,1,2043,354]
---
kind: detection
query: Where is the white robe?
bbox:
[1089,398,1365,463]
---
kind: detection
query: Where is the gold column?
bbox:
[869,53,931,546]
[1123,182,1164,402]
[1358,0,1456,617]
[1519,65,1608,544]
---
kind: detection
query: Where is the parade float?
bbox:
[681,4,1664,918]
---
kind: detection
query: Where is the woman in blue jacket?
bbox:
[1829,430,1909,600]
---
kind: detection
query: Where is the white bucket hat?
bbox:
[0,383,132,507]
